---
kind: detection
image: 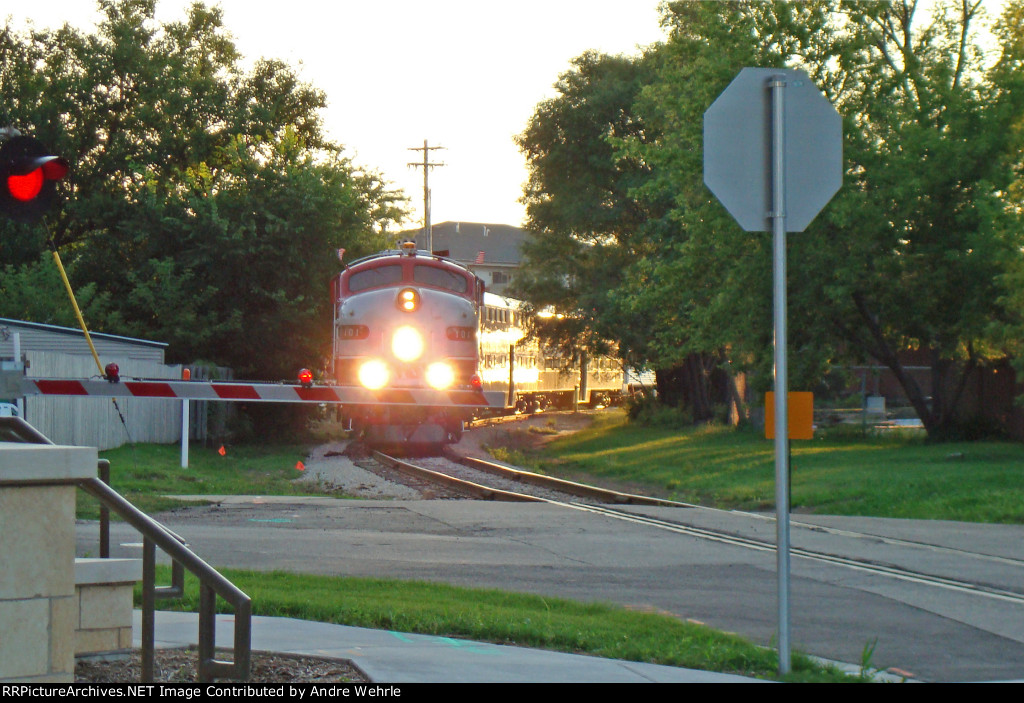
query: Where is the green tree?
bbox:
[513,50,669,388]
[520,0,1024,439]
[640,0,1024,438]
[515,4,830,421]
[800,0,1022,438]
[624,0,1024,438]
[114,130,399,378]
[0,0,405,381]
[0,253,114,327]
[611,1,837,420]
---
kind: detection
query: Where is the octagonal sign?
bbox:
[704,67,842,232]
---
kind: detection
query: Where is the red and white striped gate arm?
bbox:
[18,377,508,409]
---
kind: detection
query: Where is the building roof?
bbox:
[0,318,167,348]
[399,221,530,265]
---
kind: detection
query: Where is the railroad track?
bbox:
[371,449,685,506]
[466,412,533,429]
[367,450,1024,607]
[571,503,1024,606]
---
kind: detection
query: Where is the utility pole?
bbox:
[407,139,445,253]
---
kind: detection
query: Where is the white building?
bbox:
[0,318,181,448]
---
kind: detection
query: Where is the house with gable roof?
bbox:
[399,221,530,296]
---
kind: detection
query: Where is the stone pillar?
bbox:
[0,444,97,683]
[74,558,141,658]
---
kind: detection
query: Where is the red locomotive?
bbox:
[332,243,487,445]
[331,242,625,447]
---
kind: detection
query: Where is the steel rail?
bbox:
[450,453,686,507]
[372,451,543,502]
[371,449,1024,605]
[570,503,1024,606]
[779,516,1024,570]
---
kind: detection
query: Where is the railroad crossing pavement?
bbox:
[79,498,1024,682]
[134,610,762,683]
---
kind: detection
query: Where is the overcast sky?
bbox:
[8,1,668,228]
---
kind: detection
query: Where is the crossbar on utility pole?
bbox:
[407,139,446,253]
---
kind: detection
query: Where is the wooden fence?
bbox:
[23,351,185,450]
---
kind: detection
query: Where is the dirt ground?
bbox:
[75,648,368,683]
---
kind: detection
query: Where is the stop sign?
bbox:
[703,67,842,232]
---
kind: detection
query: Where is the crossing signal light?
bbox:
[0,135,69,222]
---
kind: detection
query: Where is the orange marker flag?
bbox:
[218,445,226,456]
[296,461,305,471]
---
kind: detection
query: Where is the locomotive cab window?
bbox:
[348,265,403,292]
[414,265,469,293]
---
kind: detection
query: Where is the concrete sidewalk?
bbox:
[137,611,763,683]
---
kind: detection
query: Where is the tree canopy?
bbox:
[514,51,662,367]
[516,0,1024,439]
[0,0,406,379]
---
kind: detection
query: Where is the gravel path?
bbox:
[294,441,422,500]
[293,412,603,501]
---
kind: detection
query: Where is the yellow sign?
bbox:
[765,392,814,440]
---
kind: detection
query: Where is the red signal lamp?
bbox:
[8,158,68,201]
[297,368,314,387]
[8,168,44,201]
[0,135,69,222]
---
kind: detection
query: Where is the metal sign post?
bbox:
[769,73,792,674]
[704,67,842,675]
[181,398,190,468]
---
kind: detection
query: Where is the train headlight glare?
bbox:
[425,362,456,390]
[392,326,424,362]
[358,360,389,390]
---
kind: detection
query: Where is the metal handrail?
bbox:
[78,476,251,683]
[0,415,250,682]
[98,460,109,558]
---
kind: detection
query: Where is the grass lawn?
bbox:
[92,413,1010,682]
[86,435,862,681]
[515,410,1024,524]
[141,566,858,683]
[81,442,317,518]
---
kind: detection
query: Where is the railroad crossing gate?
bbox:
[1,369,508,409]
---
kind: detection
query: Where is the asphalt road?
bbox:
[76,496,1024,682]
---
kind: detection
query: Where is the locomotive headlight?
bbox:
[425,362,456,390]
[396,288,420,313]
[392,326,424,362]
[358,360,390,390]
